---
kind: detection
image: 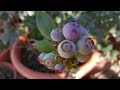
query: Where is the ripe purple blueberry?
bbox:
[57,40,77,58]
[55,63,65,73]
[62,21,83,41]
[50,28,64,42]
[43,52,56,70]
[76,36,94,55]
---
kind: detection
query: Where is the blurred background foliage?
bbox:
[0,11,120,61]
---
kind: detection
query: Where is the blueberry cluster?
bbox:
[38,21,95,73]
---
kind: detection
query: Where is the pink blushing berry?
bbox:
[55,63,65,73]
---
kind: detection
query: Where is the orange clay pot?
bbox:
[75,50,111,79]
[0,61,17,79]
[10,35,110,79]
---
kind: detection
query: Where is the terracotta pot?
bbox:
[108,34,120,51]
[10,36,110,79]
[0,49,11,62]
[0,62,17,79]
[75,50,111,79]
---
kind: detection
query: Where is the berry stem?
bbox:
[53,41,59,54]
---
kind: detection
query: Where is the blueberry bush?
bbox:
[0,11,120,79]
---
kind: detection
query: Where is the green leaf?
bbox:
[33,39,55,53]
[36,11,56,40]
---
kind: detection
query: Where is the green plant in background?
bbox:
[0,11,19,50]
[17,11,44,40]
[0,27,18,45]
